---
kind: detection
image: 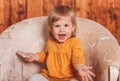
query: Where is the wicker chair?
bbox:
[0,16,120,81]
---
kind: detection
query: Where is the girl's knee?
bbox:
[28,74,48,81]
[29,74,40,81]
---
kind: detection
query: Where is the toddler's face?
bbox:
[51,16,74,42]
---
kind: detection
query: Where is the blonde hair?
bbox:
[47,5,77,37]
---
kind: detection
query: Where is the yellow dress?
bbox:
[38,37,85,81]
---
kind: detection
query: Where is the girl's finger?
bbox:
[86,73,93,81]
[82,77,85,81]
[86,66,93,70]
[87,70,96,77]
[24,58,29,61]
[85,76,89,81]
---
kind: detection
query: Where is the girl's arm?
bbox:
[16,51,40,62]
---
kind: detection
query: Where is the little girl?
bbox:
[17,5,95,81]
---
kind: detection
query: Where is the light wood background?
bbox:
[0,0,120,44]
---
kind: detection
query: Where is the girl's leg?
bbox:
[28,74,49,81]
[70,78,79,81]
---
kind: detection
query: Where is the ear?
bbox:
[72,26,75,31]
[48,26,51,32]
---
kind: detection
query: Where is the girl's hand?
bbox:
[16,51,39,62]
[78,65,95,81]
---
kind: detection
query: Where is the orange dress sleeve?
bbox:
[38,51,47,63]
[71,38,86,70]
[37,39,50,63]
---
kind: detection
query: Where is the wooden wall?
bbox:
[0,0,120,44]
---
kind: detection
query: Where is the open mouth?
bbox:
[58,34,66,40]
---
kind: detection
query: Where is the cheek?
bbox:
[52,29,56,34]
[53,28,59,33]
[68,27,74,32]
[51,29,58,36]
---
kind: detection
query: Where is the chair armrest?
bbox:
[109,65,119,81]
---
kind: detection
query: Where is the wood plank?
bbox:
[76,0,109,26]
[4,0,11,30]
[0,0,5,34]
[75,0,90,18]
[61,0,75,10]
[43,0,58,16]
[43,0,75,15]
[106,0,116,35]
[27,0,43,18]
[10,0,27,24]
[105,0,120,44]
[110,0,120,44]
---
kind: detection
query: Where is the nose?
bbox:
[59,26,64,32]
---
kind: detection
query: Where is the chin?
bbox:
[58,40,65,43]
[57,39,67,43]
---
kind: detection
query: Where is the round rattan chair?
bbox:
[0,16,120,81]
